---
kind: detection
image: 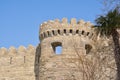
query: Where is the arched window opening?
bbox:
[52,30,55,35]
[70,29,73,34]
[82,30,84,35]
[64,29,66,34]
[43,32,46,38]
[76,30,79,34]
[40,34,43,39]
[47,31,50,36]
[87,32,89,36]
[51,42,62,54]
[85,44,92,54]
[58,30,60,34]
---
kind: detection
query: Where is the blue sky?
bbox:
[0,0,102,48]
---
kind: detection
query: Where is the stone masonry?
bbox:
[0,18,118,80]
[0,45,35,80]
[35,18,117,80]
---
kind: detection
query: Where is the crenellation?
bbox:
[0,45,35,57]
[62,18,68,23]
[85,21,93,27]
[18,46,26,52]
[48,20,54,23]
[77,19,85,24]
[40,18,94,34]
[43,21,47,24]
[40,18,95,41]
[9,46,17,53]
[54,19,60,23]
[27,45,36,54]
[0,45,36,80]
[47,20,55,26]
[0,47,8,56]
[8,46,17,56]
[70,18,77,24]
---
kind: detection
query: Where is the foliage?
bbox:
[95,7,120,36]
[62,39,116,80]
[95,3,120,80]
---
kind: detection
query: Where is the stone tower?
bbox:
[35,18,97,80]
[0,18,117,80]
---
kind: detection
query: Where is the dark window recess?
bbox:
[64,29,66,34]
[87,32,90,36]
[58,30,60,34]
[52,30,55,35]
[82,31,84,35]
[10,57,12,64]
[70,29,72,33]
[47,31,50,36]
[76,30,79,34]
[40,34,43,39]
[24,56,25,63]
[51,42,62,54]
[43,32,46,37]
[85,44,92,54]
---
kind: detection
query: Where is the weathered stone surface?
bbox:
[8,46,17,55]
[27,44,36,54]
[18,46,26,53]
[0,45,36,80]
[0,18,118,80]
[38,18,117,80]
[0,47,8,56]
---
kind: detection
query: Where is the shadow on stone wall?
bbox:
[34,44,41,80]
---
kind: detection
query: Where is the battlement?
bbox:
[0,45,36,57]
[0,45,36,80]
[39,18,94,41]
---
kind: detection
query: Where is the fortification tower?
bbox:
[37,18,95,80]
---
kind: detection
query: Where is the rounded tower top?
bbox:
[39,18,94,41]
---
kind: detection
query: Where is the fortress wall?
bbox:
[0,45,36,80]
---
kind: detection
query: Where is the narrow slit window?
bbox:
[52,30,55,35]
[58,30,60,34]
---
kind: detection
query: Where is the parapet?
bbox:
[0,45,36,57]
[39,18,94,41]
